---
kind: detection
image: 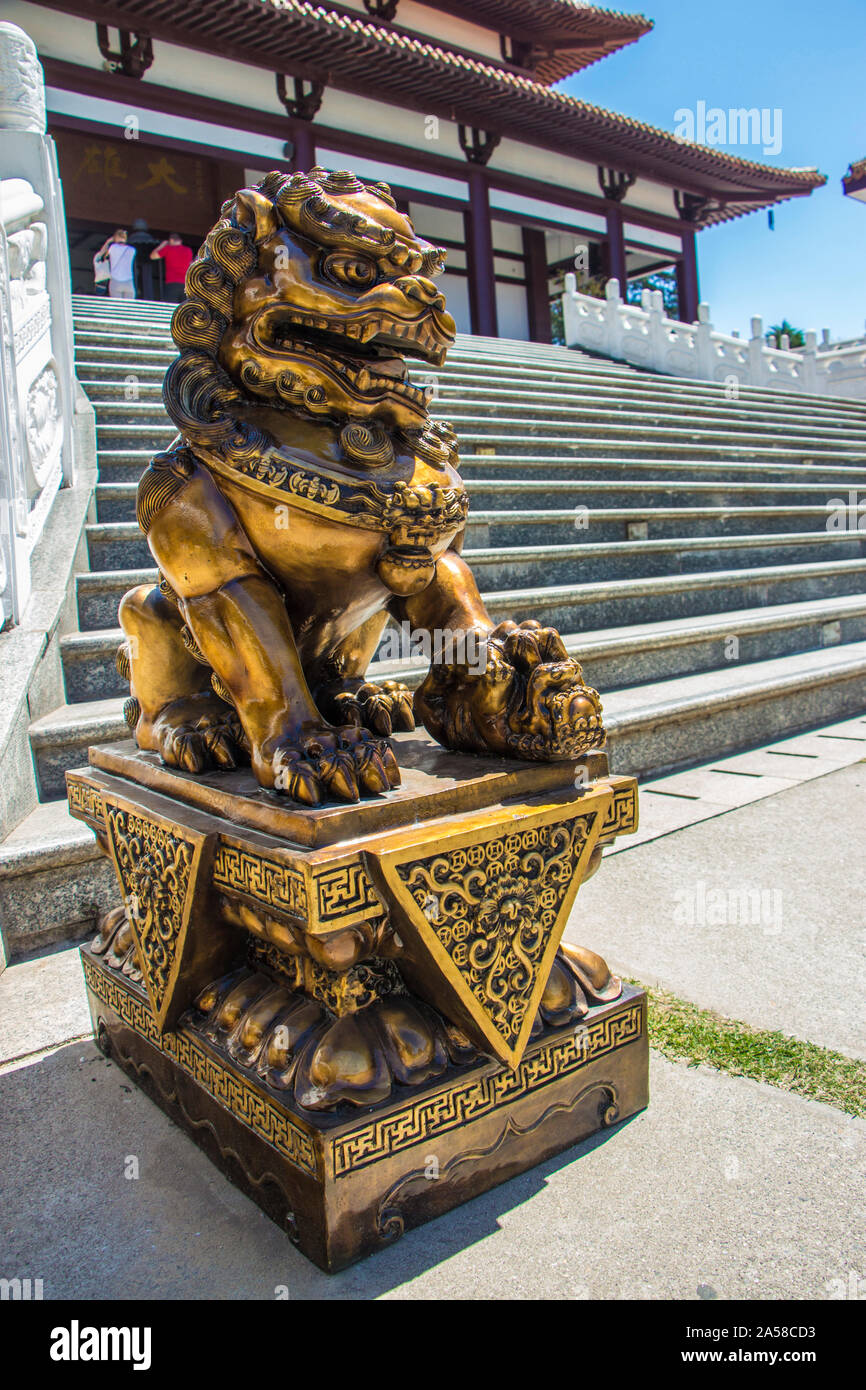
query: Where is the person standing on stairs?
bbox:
[150,233,194,303]
[96,229,137,299]
[129,219,158,299]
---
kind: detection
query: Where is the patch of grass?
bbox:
[634,982,866,1118]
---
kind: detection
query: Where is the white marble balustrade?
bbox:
[562,273,866,404]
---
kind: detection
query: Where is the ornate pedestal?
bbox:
[68,732,647,1273]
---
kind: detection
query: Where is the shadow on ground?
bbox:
[0,1040,631,1300]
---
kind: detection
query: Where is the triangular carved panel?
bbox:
[102,795,218,1032]
[370,789,611,1068]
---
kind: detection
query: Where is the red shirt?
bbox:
[157,242,193,283]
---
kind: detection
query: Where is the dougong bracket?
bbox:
[674,189,717,224]
[363,0,400,18]
[96,24,154,79]
[598,166,636,202]
[500,34,534,68]
[276,73,325,122]
[459,126,502,167]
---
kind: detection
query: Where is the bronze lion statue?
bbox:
[118,168,605,804]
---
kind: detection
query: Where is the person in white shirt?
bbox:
[96,229,137,299]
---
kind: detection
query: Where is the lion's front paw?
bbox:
[144,695,249,773]
[316,678,415,736]
[414,619,605,762]
[258,725,401,805]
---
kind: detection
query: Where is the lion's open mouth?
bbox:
[259,304,452,367]
[252,305,452,412]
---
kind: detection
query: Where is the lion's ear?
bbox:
[235,189,278,241]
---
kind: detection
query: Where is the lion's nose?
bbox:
[395,276,446,311]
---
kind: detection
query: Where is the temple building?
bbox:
[4,0,825,338]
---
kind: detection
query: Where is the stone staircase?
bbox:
[2,292,866,960]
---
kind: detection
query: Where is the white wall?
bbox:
[495,280,529,340]
[439,272,471,333]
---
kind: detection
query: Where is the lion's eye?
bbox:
[322,253,378,288]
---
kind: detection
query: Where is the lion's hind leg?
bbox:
[118,581,246,773]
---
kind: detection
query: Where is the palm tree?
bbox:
[766,319,805,349]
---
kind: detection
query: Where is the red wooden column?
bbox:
[522,227,551,343]
[605,204,627,294]
[291,123,316,172]
[677,226,700,323]
[464,167,498,338]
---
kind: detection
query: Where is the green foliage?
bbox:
[626,268,679,317]
[766,319,805,348]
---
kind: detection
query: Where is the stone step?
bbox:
[81,390,866,442]
[92,480,851,537]
[603,640,866,777]
[62,627,125,703]
[71,309,866,396]
[28,698,130,801]
[464,505,853,545]
[90,419,866,467]
[458,453,866,482]
[468,531,866,588]
[71,319,866,406]
[453,420,866,459]
[76,357,866,430]
[29,634,866,802]
[75,360,168,382]
[94,481,148,522]
[0,798,117,959]
[427,377,866,424]
[75,554,866,637]
[78,381,166,403]
[77,567,155,630]
[90,447,866,492]
[76,351,866,425]
[481,556,866,633]
[59,594,866,706]
[74,345,177,367]
[83,520,866,580]
[77,347,866,422]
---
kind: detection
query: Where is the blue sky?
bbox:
[558,0,866,339]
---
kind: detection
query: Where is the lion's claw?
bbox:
[267,724,400,804]
[317,677,415,737]
[152,699,247,774]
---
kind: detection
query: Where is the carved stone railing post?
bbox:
[694,302,714,380]
[646,288,666,364]
[0,21,77,623]
[603,276,624,359]
[748,315,765,388]
[801,331,818,394]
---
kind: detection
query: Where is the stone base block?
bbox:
[82,945,648,1273]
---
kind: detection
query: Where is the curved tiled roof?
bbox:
[37,0,826,224]
[420,1,653,83]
